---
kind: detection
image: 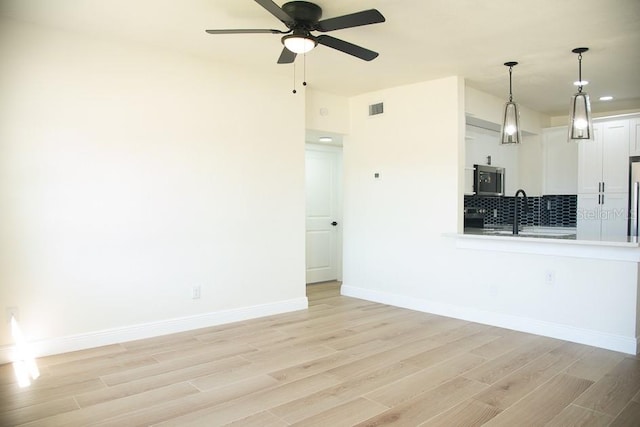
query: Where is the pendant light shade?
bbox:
[568,47,594,141]
[500,62,522,144]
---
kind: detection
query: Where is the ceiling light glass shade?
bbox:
[568,91,594,140]
[501,101,522,144]
[282,35,317,54]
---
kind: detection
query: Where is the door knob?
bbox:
[331,221,338,226]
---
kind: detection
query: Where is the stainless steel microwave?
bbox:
[474,164,505,196]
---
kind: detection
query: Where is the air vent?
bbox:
[369,102,384,116]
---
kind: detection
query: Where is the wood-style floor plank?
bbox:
[610,401,640,427]
[92,374,281,427]
[472,342,587,410]
[463,335,562,386]
[365,352,486,407]
[546,404,613,427]
[290,397,388,426]
[574,357,640,416]
[155,373,341,426]
[421,399,502,426]
[564,346,627,382]
[355,376,488,426]
[25,383,199,427]
[270,361,421,424]
[1,281,640,426]
[481,373,594,426]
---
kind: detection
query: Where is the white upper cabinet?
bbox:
[602,120,630,193]
[542,126,578,195]
[577,123,603,194]
[630,117,640,157]
[578,120,629,194]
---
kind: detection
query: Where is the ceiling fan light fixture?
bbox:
[500,61,522,145]
[282,32,317,54]
[568,47,594,141]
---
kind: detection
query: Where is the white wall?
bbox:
[305,89,350,135]
[0,19,306,359]
[466,86,550,134]
[343,76,464,292]
[343,77,639,354]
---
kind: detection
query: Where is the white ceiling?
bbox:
[2,0,639,117]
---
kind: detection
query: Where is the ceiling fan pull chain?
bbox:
[292,60,297,94]
[303,53,307,87]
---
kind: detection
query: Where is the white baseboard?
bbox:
[341,285,638,355]
[0,297,308,365]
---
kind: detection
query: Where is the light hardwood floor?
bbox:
[2,281,640,426]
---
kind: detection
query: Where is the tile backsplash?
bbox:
[464,194,577,227]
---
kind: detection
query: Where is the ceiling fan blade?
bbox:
[205,29,287,34]
[255,0,294,25]
[316,9,385,32]
[316,35,379,61]
[277,47,297,64]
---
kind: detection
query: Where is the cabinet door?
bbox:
[630,118,640,156]
[543,126,578,194]
[577,193,601,240]
[600,192,628,239]
[602,120,630,193]
[577,123,603,194]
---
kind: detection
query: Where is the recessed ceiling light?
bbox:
[319,136,333,143]
[599,96,613,101]
[573,80,589,86]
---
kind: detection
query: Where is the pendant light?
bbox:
[500,61,522,144]
[568,47,593,141]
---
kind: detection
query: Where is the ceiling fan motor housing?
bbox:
[282,1,323,28]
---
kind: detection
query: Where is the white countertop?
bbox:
[448,229,640,262]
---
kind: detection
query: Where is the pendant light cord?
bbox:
[508,65,514,102]
[577,52,583,93]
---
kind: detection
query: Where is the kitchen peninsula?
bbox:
[448,229,640,355]
[454,113,640,355]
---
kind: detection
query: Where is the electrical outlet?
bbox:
[192,286,201,300]
[544,270,555,285]
[6,306,19,323]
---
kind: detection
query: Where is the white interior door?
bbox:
[305,145,342,284]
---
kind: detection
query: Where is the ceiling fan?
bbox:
[206,0,385,64]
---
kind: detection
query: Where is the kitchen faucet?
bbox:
[513,189,529,235]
